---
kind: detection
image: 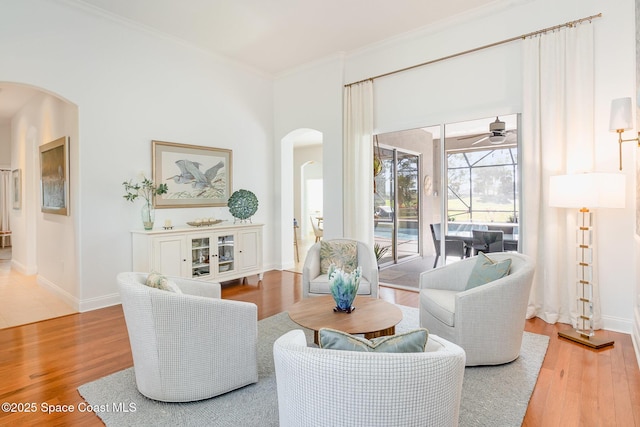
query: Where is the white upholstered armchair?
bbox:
[273,329,465,427]
[419,252,535,366]
[117,272,258,402]
[302,239,379,299]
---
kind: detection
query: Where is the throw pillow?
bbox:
[318,328,429,353]
[465,252,512,290]
[319,240,358,274]
[145,272,181,293]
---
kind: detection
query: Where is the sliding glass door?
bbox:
[374,146,420,267]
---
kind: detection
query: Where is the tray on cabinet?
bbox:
[187,220,223,227]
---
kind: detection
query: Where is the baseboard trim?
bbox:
[602,314,633,334]
[78,293,121,312]
[11,259,37,275]
[36,275,79,311]
[280,262,296,271]
[632,306,640,370]
[35,276,121,313]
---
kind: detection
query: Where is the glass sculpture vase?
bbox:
[328,265,362,313]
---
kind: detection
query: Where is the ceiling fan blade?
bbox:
[471,136,490,145]
[459,133,487,140]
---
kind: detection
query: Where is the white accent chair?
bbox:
[302,239,379,299]
[273,329,466,427]
[117,272,258,402]
[419,252,535,366]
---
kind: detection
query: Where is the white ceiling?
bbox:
[74,0,503,76]
[1,0,506,121]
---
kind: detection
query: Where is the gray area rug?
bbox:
[379,256,437,290]
[78,306,549,426]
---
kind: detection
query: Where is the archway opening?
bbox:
[281,128,323,272]
[0,81,79,328]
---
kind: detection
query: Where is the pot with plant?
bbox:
[373,243,389,268]
[123,175,168,230]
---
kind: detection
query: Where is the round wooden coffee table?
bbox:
[288,295,403,345]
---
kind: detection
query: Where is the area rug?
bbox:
[378,256,437,290]
[78,306,549,427]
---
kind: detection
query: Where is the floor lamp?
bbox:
[549,173,625,348]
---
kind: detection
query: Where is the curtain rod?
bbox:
[345,12,602,87]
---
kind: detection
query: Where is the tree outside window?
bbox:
[447,147,518,223]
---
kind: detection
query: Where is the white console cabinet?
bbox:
[132,223,263,282]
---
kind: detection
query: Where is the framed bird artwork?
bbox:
[152,140,232,208]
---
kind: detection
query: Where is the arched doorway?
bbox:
[0,81,78,328]
[300,160,323,240]
[280,128,323,272]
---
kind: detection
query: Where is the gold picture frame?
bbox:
[39,136,69,215]
[152,140,232,208]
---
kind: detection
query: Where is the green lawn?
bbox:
[447,198,517,223]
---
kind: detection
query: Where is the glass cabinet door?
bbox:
[190,237,211,278]
[217,234,235,275]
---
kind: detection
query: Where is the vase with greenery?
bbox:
[328,264,362,313]
[123,175,168,230]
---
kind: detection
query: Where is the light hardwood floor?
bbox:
[0,269,638,426]
[0,253,76,329]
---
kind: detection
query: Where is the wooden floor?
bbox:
[0,270,638,426]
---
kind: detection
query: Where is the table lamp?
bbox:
[548,173,625,348]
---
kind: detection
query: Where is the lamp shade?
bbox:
[609,97,633,131]
[549,173,625,209]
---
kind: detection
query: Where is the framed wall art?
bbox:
[39,136,69,215]
[152,140,233,208]
[11,169,21,210]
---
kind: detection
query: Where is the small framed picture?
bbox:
[39,136,69,215]
[11,169,21,210]
[152,140,232,208]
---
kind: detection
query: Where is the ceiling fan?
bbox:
[459,117,516,145]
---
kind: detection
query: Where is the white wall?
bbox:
[2,0,274,310]
[274,56,344,269]
[634,0,640,366]
[0,121,10,168]
[275,0,637,335]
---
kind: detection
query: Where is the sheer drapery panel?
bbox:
[521,23,599,328]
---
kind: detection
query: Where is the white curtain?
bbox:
[0,170,10,232]
[343,80,374,246]
[521,23,599,327]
